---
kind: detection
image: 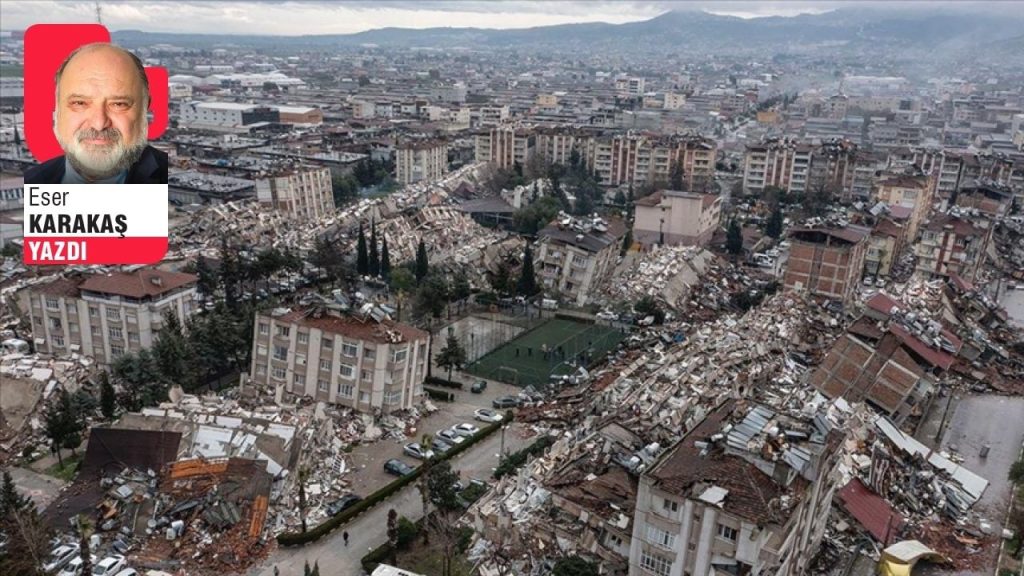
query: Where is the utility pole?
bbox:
[95,2,102,24]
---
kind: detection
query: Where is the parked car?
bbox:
[403,443,435,460]
[113,569,138,576]
[431,438,453,454]
[452,423,480,437]
[93,555,127,576]
[384,459,415,477]
[470,380,487,393]
[44,544,80,573]
[58,555,97,576]
[491,396,520,409]
[596,310,618,321]
[436,428,466,445]
[474,408,503,423]
[325,494,362,516]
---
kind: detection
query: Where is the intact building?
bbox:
[783,225,870,305]
[249,307,430,414]
[180,102,280,130]
[629,400,841,576]
[22,269,198,363]
[536,216,628,306]
[915,212,993,283]
[256,166,335,219]
[474,125,535,171]
[873,171,935,241]
[396,140,449,185]
[633,190,721,247]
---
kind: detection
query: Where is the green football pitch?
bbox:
[465,318,625,388]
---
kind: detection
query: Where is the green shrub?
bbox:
[278,419,504,547]
[397,516,419,549]
[424,375,462,390]
[494,435,554,479]
[424,387,455,402]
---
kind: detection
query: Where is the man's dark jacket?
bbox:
[24,145,168,184]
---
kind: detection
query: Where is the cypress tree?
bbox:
[516,245,538,296]
[380,236,391,279]
[356,222,368,276]
[415,240,429,280]
[369,220,379,276]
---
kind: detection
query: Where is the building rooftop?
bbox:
[274,308,430,345]
[539,215,627,253]
[79,269,198,299]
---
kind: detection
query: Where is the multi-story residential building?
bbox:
[873,170,935,241]
[615,77,646,98]
[629,400,841,576]
[915,211,993,283]
[594,133,715,190]
[783,225,870,305]
[395,139,448,185]
[249,306,430,414]
[633,190,721,247]
[536,216,628,306]
[474,125,536,171]
[864,217,905,279]
[742,138,813,196]
[256,166,335,219]
[22,269,198,363]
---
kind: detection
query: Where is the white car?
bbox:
[436,429,466,445]
[44,544,80,573]
[474,409,503,423]
[93,555,127,576]
[452,423,480,437]
[58,555,97,576]
[596,310,618,321]
[114,569,138,576]
[403,443,435,461]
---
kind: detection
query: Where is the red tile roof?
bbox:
[888,323,955,371]
[276,308,429,344]
[79,269,197,299]
[837,478,904,545]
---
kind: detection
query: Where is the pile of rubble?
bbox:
[599,245,716,309]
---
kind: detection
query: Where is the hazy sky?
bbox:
[0,1,1014,36]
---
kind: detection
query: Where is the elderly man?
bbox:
[25,42,167,184]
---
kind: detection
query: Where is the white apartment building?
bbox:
[396,140,449,185]
[22,269,199,363]
[249,307,430,414]
[536,216,628,306]
[474,125,535,171]
[630,401,841,576]
[256,166,335,219]
[633,190,722,247]
[179,101,278,130]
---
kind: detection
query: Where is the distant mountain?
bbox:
[112,8,1024,56]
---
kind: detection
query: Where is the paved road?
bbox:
[249,421,530,576]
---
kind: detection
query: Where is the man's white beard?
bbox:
[57,120,148,181]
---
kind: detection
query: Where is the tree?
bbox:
[111,348,165,411]
[217,236,243,310]
[99,371,115,420]
[356,222,369,276]
[726,218,744,257]
[369,220,380,277]
[516,245,539,297]
[415,239,429,281]
[195,255,219,300]
[390,267,415,293]
[297,467,309,533]
[387,509,399,565]
[450,271,471,312]
[552,556,599,576]
[413,273,449,321]
[44,389,80,467]
[75,515,93,576]
[435,333,467,382]
[0,472,53,576]
[669,160,684,191]
[621,229,633,256]
[512,195,561,235]
[153,310,196,391]
[425,462,463,576]
[766,205,784,239]
[489,259,514,295]
[634,296,666,325]
[380,236,391,280]
[417,434,434,545]
[1010,459,1024,484]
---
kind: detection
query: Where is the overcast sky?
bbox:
[0,1,1013,36]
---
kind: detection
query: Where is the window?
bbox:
[257,345,267,357]
[361,369,372,382]
[276,326,291,337]
[107,308,120,321]
[662,498,679,513]
[49,317,62,330]
[256,365,266,376]
[89,306,99,318]
[259,323,269,335]
[606,533,623,547]
[646,524,676,549]
[297,332,309,344]
[640,551,672,576]
[128,331,139,343]
[338,383,354,397]
[717,524,738,542]
[272,367,286,380]
[293,374,305,386]
[125,310,137,323]
[342,342,358,357]
[320,359,332,371]
[384,390,402,405]
[273,345,288,361]
[46,296,60,310]
[392,348,408,363]
[109,327,123,340]
[317,379,329,392]
[339,363,355,378]
[92,325,102,336]
[363,347,376,360]
[110,344,124,357]
[359,392,369,403]
[52,335,65,347]
[322,338,334,349]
